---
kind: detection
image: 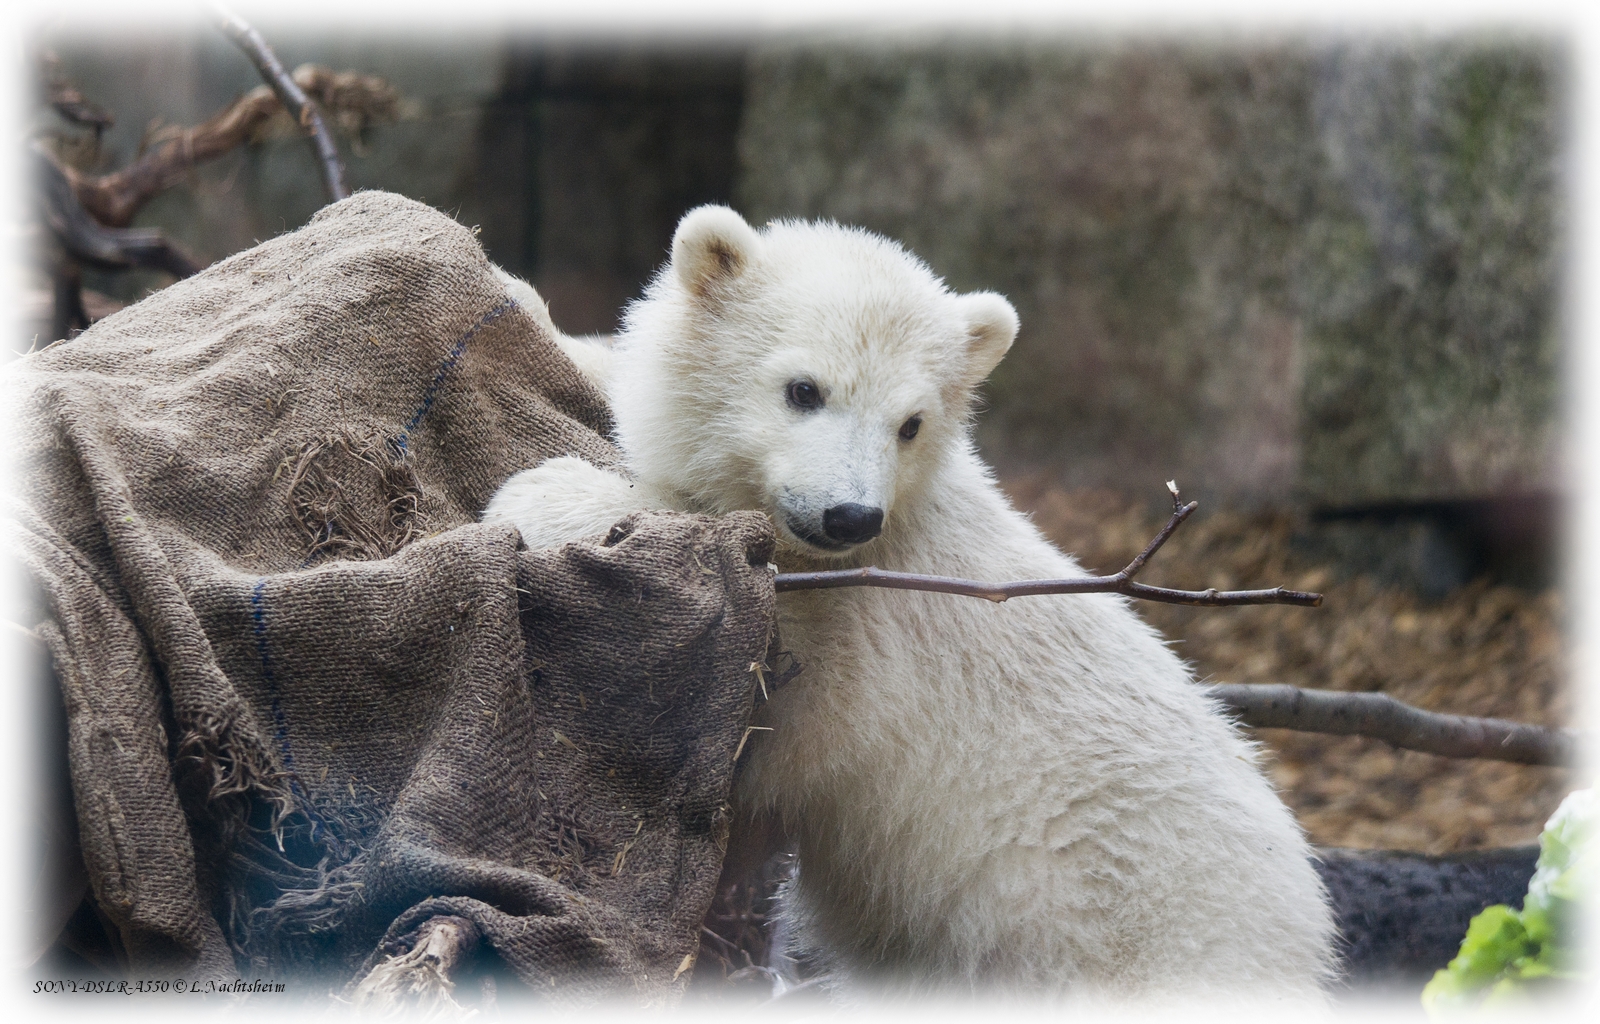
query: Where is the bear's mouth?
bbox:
[782,514,851,552]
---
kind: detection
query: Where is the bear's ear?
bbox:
[954,291,1018,384]
[672,205,761,299]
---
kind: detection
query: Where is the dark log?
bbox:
[1317,846,1540,995]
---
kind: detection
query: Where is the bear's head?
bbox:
[612,205,1018,561]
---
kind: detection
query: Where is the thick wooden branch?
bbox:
[1206,683,1577,767]
[774,487,1323,608]
[215,5,348,203]
[58,65,396,229]
[36,148,201,278]
[61,87,280,228]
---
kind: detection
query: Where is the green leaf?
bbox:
[1421,788,1593,1015]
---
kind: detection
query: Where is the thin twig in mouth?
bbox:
[774,484,1321,608]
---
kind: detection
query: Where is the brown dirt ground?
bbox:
[1001,474,1579,854]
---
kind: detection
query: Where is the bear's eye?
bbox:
[786,380,824,411]
[899,416,922,442]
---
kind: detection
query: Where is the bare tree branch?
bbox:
[35,147,201,278]
[1206,683,1577,767]
[774,486,1323,608]
[60,87,282,228]
[214,4,348,203]
[55,66,397,229]
[35,46,396,342]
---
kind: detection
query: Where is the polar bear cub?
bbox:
[484,207,1335,1000]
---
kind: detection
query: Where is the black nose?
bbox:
[822,503,884,545]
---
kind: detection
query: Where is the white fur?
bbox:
[482,454,670,547]
[486,209,1336,1001]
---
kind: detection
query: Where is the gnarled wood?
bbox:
[36,147,201,278]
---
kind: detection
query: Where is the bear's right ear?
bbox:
[672,205,760,299]
[954,291,1019,385]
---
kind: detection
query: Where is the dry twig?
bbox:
[775,484,1322,608]
[214,4,348,203]
[1206,683,1576,767]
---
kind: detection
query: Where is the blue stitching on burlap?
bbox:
[244,299,520,839]
[253,577,341,842]
[396,298,517,452]
[250,578,298,776]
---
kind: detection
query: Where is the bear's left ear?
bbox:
[672,205,761,299]
[954,291,1018,384]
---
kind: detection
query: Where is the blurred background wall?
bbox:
[739,42,1562,506]
[26,25,1565,589]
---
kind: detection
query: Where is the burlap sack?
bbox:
[7,191,777,1005]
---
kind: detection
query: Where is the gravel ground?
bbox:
[1001,475,1577,854]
